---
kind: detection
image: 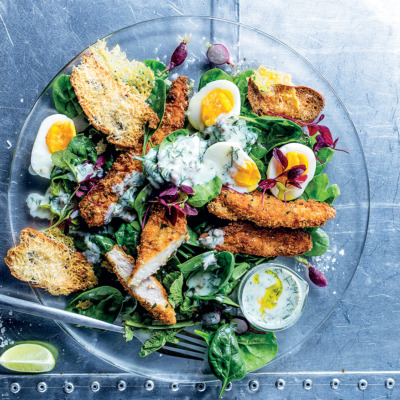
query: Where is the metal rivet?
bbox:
[330,378,340,389]
[249,380,259,391]
[90,381,100,392]
[225,382,232,391]
[276,378,285,390]
[196,382,206,392]
[117,380,127,391]
[64,382,74,394]
[386,378,395,389]
[303,379,313,390]
[37,382,47,393]
[358,379,368,390]
[144,380,154,391]
[10,383,21,393]
[170,382,179,392]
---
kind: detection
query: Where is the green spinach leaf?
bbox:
[146,78,166,133]
[198,68,233,90]
[304,228,330,257]
[90,235,116,255]
[143,59,169,80]
[52,75,83,118]
[209,324,247,397]
[234,70,255,113]
[67,135,98,163]
[168,273,184,308]
[187,176,222,208]
[299,173,340,205]
[140,329,180,357]
[66,286,123,324]
[177,251,216,278]
[237,331,278,371]
[194,329,214,345]
[115,223,140,257]
[134,184,153,226]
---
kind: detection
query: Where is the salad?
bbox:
[5,36,345,396]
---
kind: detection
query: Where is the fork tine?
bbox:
[175,335,208,349]
[178,329,207,341]
[157,348,204,361]
[164,342,206,355]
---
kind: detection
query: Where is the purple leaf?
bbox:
[160,186,179,197]
[76,190,85,197]
[180,202,198,216]
[95,155,105,169]
[180,185,194,194]
[141,203,152,229]
[308,265,328,287]
[273,147,288,170]
[286,165,307,180]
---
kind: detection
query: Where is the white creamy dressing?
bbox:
[26,192,52,220]
[199,229,225,249]
[241,265,308,330]
[187,271,221,297]
[112,170,144,197]
[75,232,102,264]
[75,163,97,182]
[157,134,217,187]
[202,253,218,269]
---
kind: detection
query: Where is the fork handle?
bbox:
[0,294,124,334]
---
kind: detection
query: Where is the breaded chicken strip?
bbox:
[106,245,176,325]
[129,205,188,287]
[208,189,336,229]
[79,151,144,227]
[199,222,312,257]
[71,54,159,148]
[78,77,189,227]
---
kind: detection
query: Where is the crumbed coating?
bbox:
[247,77,325,123]
[78,76,189,227]
[78,151,142,227]
[106,245,176,325]
[208,189,336,229]
[4,228,97,296]
[129,205,188,286]
[200,222,312,257]
[70,54,159,148]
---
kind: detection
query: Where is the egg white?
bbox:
[267,143,316,200]
[30,114,75,179]
[203,141,258,193]
[187,80,241,131]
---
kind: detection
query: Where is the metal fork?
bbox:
[0,294,207,361]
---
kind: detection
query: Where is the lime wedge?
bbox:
[0,343,56,372]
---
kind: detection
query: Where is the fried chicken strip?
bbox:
[208,189,336,229]
[129,205,188,287]
[106,245,176,325]
[199,222,312,257]
[78,77,189,227]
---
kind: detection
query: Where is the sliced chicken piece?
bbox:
[106,245,176,325]
[129,205,188,287]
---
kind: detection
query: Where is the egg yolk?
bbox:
[231,159,261,191]
[201,89,234,127]
[45,121,76,154]
[276,151,308,186]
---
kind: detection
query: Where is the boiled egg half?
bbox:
[31,114,76,178]
[203,142,261,193]
[267,143,316,200]
[187,80,241,131]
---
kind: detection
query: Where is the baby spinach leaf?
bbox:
[186,226,200,247]
[90,235,116,255]
[178,251,216,278]
[52,74,83,118]
[67,135,98,163]
[209,324,247,397]
[163,271,181,291]
[241,115,303,153]
[121,294,137,316]
[51,149,82,172]
[304,228,330,257]
[143,59,169,80]
[134,184,153,226]
[234,70,255,113]
[115,223,140,257]
[168,273,184,308]
[237,331,278,372]
[187,176,222,208]
[179,296,196,318]
[299,173,340,205]
[66,286,123,324]
[146,78,166,133]
[158,129,190,153]
[250,143,268,160]
[194,329,214,345]
[140,329,181,357]
[198,68,234,90]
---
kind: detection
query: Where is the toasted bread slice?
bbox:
[129,205,188,287]
[199,222,312,257]
[70,54,159,148]
[4,228,97,296]
[106,245,176,325]
[247,77,325,123]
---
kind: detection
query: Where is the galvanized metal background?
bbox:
[0,0,399,398]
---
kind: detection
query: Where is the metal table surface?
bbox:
[0,1,398,398]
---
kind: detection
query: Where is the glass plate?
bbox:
[8,16,370,382]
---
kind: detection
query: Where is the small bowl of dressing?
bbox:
[238,263,309,332]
